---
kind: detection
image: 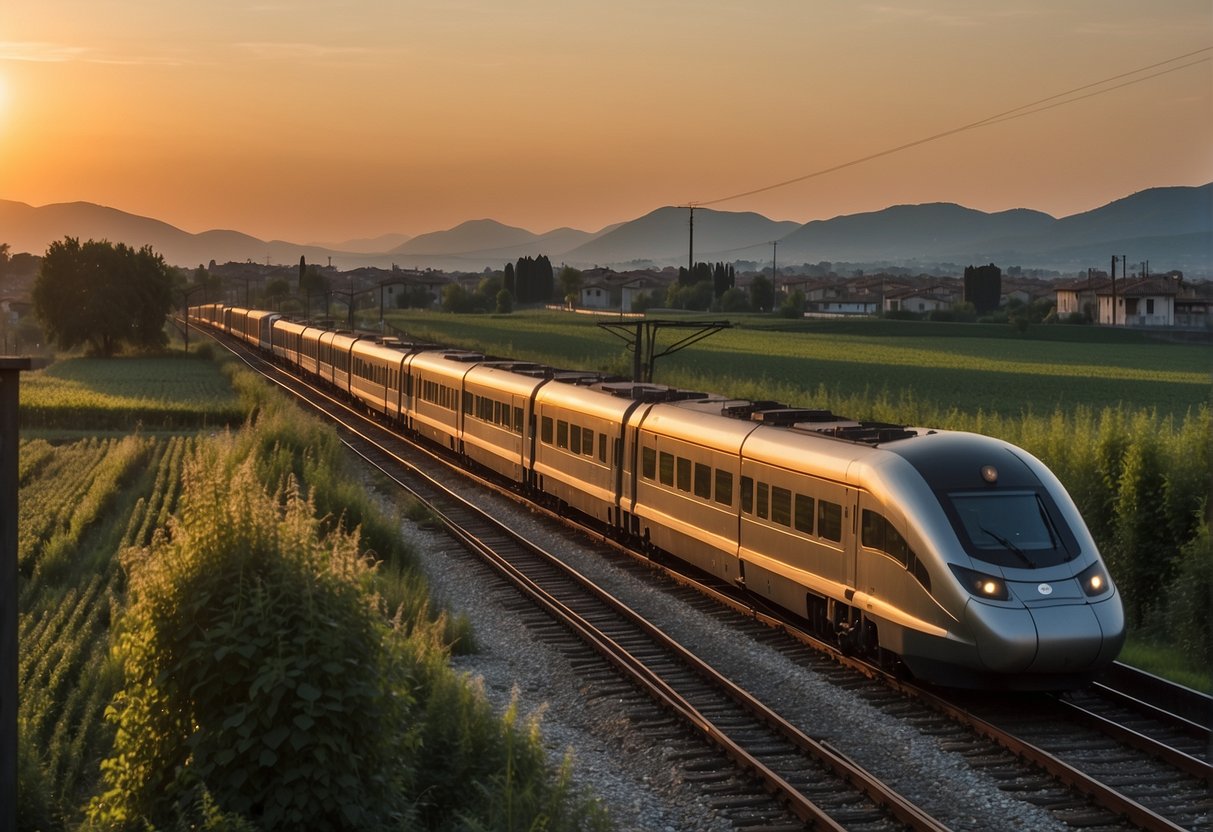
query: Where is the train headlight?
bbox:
[948,564,1010,601]
[1077,562,1112,597]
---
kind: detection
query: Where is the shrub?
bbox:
[87,440,416,830]
[1164,526,1212,667]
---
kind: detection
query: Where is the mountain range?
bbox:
[2,183,1209,276]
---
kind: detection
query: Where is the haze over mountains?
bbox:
[2,183,1209,277]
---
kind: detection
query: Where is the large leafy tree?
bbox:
[33,237,173,356]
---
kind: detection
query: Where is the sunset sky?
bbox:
[2,1,1210,244]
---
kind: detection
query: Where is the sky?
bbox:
[2,1,1211,244]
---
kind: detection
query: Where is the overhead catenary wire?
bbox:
[689,46,1212,209]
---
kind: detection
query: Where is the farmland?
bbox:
[20,354,244,432]
[383,311,1209,421]
[17,351,604,830]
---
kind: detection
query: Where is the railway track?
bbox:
[206,325,1209,831]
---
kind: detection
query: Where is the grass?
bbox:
[21,353,244,432]
[382,310,1210,420]
[1118,637,1212,694]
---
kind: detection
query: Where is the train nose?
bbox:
[964,594,1124,674]
[1024,603,1102,673]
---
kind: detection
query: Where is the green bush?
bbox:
[1164,526,1212,668]
[86,439,416,830]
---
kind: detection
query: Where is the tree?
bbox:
[749,274,774,312]
[33,237,173,356]
[963,263,1002,315]
[559,266,582,306]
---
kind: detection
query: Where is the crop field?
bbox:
[21,355,244,432]
[383,310,1209,421]
[19,435,194,823]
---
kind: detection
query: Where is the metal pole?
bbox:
[1,358,35,832]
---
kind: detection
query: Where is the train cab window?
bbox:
[693,463,712,500]
[541,416,553,445]
[862,510,910,566]
[659,452,674,486]
[756,482,769,520]
[557,420,569,449]
[676,457,691,492]
[569,424,582,454]
[642,447,657,480]
[818,501,842,542]
[911,556,932,592]
[714,470,733,506]
[598,433,607,464]
[740,476,754,513]
[771,487,792,527]
[795,495,814,533]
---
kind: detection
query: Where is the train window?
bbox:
[694,463,712,500]
[557,420,569,449]
[569,424,581,454]
[861,510,884,550]
[756,482,769,520]
[514,407,524,434]
[911,555,931,592]
[583,427,594,457]
[676,457,691,492]
[740,476,753,513]
[714,470,733,506]
[598,433,607,464]
[795,495,814,533]
[642,447,657,480]
[771,487,792,527]
[464,392,473,414]
[541,416,553,444]
[659,452,674,486]
[818,501,842,542]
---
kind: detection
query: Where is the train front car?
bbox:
[884,430,1124,689]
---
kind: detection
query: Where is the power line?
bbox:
[691,47,1212,209]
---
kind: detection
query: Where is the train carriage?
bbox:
[407,350,482,452]
[315,330,362,394]
[348,340,417,422]
[246,309,280,351]
[460,363,548,484]
[532,380,638,526]
[626,399,758,582]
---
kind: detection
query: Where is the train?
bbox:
[188,302,1125,689]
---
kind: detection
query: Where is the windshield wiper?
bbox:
[978,525,1036,567]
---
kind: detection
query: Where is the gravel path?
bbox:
[373,471,1069,832]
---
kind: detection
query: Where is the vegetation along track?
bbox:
[204,323,1208,831]
[212,329,949,831]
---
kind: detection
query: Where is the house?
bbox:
[578,269,671,313]
[883,284,957,314]
[1095,277,1179,327]
[1054,275,1109,320]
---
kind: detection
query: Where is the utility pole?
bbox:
[1111,255,1117,326]
[772,240,779,291]
[684,205,698,278]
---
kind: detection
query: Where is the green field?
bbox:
[21,354,244,432]
[382,311,1210,421]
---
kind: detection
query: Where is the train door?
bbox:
[844,487,859,591]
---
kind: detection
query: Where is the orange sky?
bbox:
[2,2,1210,243]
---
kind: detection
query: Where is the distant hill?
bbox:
[773,184,1212,273]
[3,183,1209,275]
[563,206,802,267]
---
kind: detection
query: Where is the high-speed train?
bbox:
[190,303,1125,689]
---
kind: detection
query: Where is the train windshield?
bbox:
[948,491,1074,568]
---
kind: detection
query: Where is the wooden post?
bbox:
[1,357,36,832]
